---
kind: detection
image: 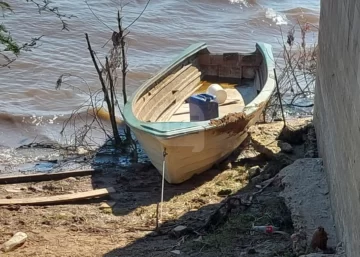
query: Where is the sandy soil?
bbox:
[0,120,314,257]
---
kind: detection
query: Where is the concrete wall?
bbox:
[314,0,360,256]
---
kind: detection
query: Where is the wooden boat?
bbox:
[123,42,275,184]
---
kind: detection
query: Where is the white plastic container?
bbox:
[206,84,227,104]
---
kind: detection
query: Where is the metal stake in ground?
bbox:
[274,68,286,127]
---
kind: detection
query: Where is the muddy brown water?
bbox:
[0,0,319,148]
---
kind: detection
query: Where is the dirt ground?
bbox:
[0,119,315,257]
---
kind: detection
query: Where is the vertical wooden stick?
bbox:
[274,68,286,127]
[155,203,159,230]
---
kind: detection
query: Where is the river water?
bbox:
[0,0,319,147]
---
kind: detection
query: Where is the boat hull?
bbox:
[129,104,264,184]
[124,42,275,184]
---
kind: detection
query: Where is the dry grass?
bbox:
[0,165,251,256]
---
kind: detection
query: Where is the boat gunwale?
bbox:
[123,42,276,138]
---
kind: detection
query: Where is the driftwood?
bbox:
[0,169,97,184]
[0,187,115,206]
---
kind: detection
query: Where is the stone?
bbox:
[99,201,116,209]
[278,141,293,153]
[170,250,181,255]
[247,165,261,178]
[1,232,28,252]
[217,160,232,170]
[170,225,188,238]
[248,118,312,158]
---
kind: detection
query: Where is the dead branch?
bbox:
[264,21,317,121]
[85,33,122,146]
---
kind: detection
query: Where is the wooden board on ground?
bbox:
[0,169,97,184]
[0,187,115,206]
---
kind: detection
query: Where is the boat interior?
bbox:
[133,48,266,123]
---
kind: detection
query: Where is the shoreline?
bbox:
[0,117,344,256]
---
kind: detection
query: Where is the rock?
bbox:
[217,160,232,170]
[0,232,28,252]
[248,121,284,157]
[226,162,232,170]
[247,165,261,178]
[278,141,293,153]
[248,118,312,158]
[99,201,116,209]
[170,250,181,255]
[170,225,188,238]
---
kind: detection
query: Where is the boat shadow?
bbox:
[100,157,294,257]
[89,132,271,216]
[89,136,263,218]
[100,176,257,257]
[90,155,229,217]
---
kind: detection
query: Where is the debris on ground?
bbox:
[0,118,343,257]
[248,118,312,158]
[169,225,189,239]
[1,232,28,253]
[278,158,346,256]
[279,141,293,153]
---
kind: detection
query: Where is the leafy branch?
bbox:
[0,0,73,67]
[25,0,75,31]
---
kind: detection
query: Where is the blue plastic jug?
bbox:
[188,93,219,121]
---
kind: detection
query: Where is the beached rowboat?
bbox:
[123,42,275,184]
